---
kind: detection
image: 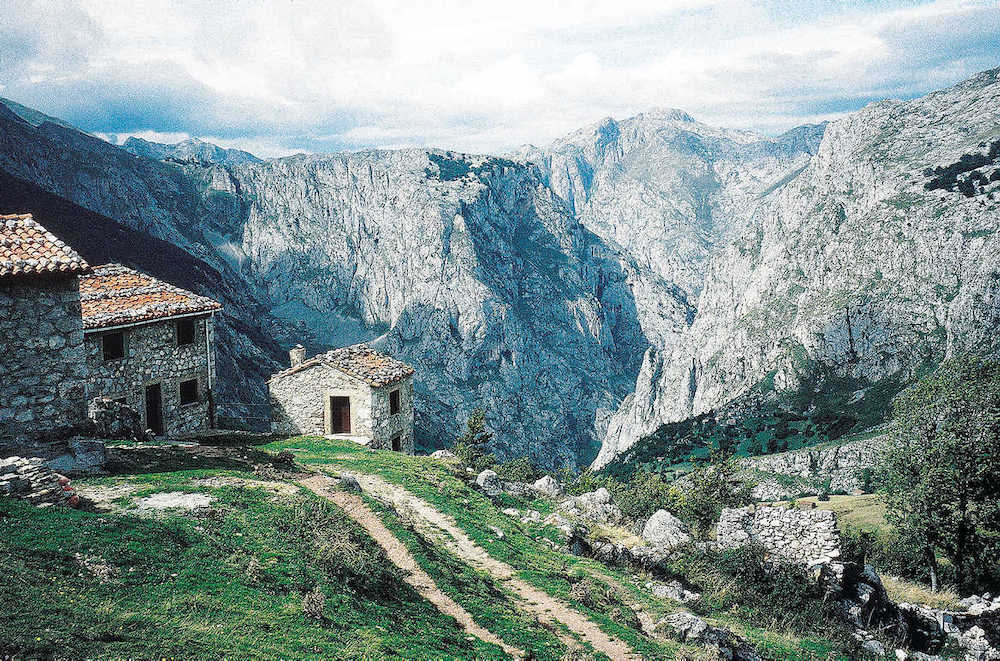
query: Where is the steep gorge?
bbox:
[1,67,999,467]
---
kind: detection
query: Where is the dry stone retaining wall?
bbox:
[717,505,842,566]
[742,436,886,498]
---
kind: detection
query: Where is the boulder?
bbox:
[657,612,762,660]
[476,469,503,497]
[646,580,700,603]
[531,475,564,498]
[641,510,690,549]
[340,475,362,492]
[430,449,455,459]
[558,488,623,525]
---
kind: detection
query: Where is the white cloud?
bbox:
[1,0,997,156]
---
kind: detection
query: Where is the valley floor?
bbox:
[0,436,860,660]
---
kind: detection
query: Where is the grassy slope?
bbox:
[1,436,861,659]
[0,467,503,660]
[268,435,856,660]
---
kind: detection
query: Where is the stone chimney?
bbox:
[289,344,306,367]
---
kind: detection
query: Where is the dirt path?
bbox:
[301,475,524,659]
[334,471,643,661]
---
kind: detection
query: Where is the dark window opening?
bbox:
[102,332,125,361]
[390,389,401,415]
[391,435,402,452]
[177,318,196,345]
[179,379,199,405]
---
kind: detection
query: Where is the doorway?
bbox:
[145,384,164,436]
[391,434,402,452]
[328,396,351,434]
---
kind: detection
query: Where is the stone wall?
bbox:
[716,505,842,567]
[269,366,414,453]
[742,436,887,499]
[84,315,215,437]
[269,364,373,436]
[0,274,88,444]
[370,376,415,453]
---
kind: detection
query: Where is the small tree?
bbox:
[452,408,496,472]
[676,452,753,538]
[877,355,1000,593]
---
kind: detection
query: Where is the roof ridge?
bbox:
[0,212,90,278]
[269,343,414,387]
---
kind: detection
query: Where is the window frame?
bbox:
[389,388,401,415]
[176,318,196,346]
[179,378,199,406]
[102,331,126,361]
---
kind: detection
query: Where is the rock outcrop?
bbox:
[593,68,1000,468]
[742,434,887,500]
[641,509,690,550]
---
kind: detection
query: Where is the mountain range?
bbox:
[0,66,998,468]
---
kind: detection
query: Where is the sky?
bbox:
[1,0,998,158]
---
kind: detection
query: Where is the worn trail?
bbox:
[335,470,643,661]
[300,475,523,659]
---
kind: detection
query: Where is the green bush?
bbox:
[567,576,641,629]
[284,498,400,595]
[609,472,677,520]
[665,544,832,633]
[495,456,541,483]
[452,441,496,473]
[673,458,753,538]
[557,468,613,496]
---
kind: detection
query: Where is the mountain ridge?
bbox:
[0,67,998,468]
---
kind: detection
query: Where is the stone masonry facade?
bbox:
[716,505,842,567]
[0,275,89,443]
[269,364,414,453]
[84,315,216,437]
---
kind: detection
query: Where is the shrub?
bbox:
[673,457,753,538]
[452,441,496,473]
[665,544,830,633]
[495,456,541,483]
[610,471,677,521]
[302,587,326,621]
[567,576,640,628]
[284,498,400,595]
[561,469,613,496]
[453,408,496,472]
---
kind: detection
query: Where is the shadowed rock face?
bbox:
[1,68,999,467]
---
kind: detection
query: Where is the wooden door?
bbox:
[145,384,164,436]
[329,396,351,434]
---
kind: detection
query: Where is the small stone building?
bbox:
[0,214,91,444]
[268,344,415,453]
[79,264,222,436]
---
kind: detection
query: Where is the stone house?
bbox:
[0,214,91,444]
[79,264,222,436]
[268,344,415,453]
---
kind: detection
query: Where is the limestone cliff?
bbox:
[1,68,999,467]
[593,68,1000,467]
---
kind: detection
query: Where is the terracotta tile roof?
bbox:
[0,213,90,278]
[269,343,414,388]
[79,264,222,330]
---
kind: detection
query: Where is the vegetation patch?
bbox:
[0,475,500,659]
